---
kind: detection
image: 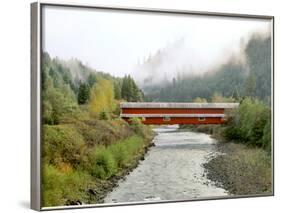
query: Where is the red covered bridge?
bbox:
[120,102,239,125]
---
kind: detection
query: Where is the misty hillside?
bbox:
[42,53,126,95]
[141,33,271,104]
[42,53,144,124]
[133,38,191,87]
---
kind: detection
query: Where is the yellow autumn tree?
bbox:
[89,78,116,117]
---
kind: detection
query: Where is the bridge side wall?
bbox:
[123,117,225,125]
[121,107,229,125]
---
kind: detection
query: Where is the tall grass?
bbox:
[42,164,92,207]
[91,135,144,179]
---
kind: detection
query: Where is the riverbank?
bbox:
[180,124,272,195]
[203,142,272,195]
[42,118,155,207]
[87,135,156,204]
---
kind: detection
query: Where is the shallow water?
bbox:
[104,125,227,203]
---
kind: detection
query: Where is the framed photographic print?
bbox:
[31,1,274,211]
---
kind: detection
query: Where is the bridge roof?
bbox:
[121,113,225,118]
[120,102,239,109]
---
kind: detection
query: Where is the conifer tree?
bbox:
[78,83,90,104]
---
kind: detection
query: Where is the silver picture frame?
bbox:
[31,1,275,211]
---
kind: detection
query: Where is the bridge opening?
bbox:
[163,116,171,122]
[198,117,206,122]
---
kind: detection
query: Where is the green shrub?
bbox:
[80,119,132,146]
[223,97,271,151]
[92,146,117,179]
[42,83,79,125]
[42,164,92,207]
[129,117,152,139]
[91,135,143,179]
[99,111,108,120]
[109,143,129,167]
[43,125,85,166]
[124,135,143,155]
[109,135,143,167]
[223,126,242,141]
[42,165,65,206]
[262,117,272,152]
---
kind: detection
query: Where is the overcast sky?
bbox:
[42,5,271,78]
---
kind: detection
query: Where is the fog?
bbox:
[43,5,271,84]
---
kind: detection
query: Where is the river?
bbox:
[104,125,228,204]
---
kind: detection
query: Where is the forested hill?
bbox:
[42,52,144,124]
[142,33,271,104]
